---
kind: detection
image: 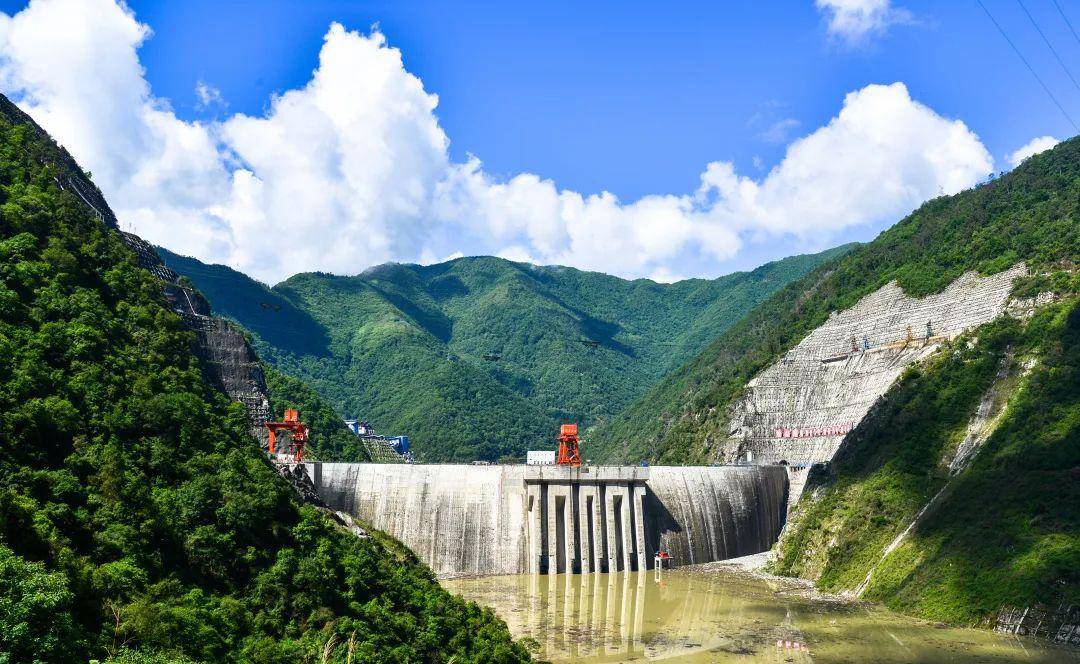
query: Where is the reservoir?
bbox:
[443,569,1077,663]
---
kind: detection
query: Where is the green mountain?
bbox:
[592,138,1080,465]
[0,96,526,662]
[592,136,1080,623]
[159,247,850,462]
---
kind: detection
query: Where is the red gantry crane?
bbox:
[265,408,309,463]
[555,423,581,466]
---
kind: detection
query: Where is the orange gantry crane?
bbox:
[555,423,581,466]
[265,408,309,463]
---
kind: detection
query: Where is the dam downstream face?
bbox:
[442,570,1076,663]
[306,462,789,577]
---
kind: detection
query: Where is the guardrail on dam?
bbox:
[305,462,788,578]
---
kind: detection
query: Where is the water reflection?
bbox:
[443,570,1077,663]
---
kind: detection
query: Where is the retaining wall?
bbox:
[722,266,1025,472]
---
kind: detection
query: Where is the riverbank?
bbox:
[688,551,1080,648]
[681,552,859,605]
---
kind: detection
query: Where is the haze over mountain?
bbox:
[161,247,850,461]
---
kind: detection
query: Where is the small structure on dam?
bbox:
[305,462,788,578]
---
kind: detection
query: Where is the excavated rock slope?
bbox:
[721,265,1026,472]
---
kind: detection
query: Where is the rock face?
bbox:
[307,462,788,578]
[722,266,1026,473]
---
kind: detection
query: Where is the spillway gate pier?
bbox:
[525,465,649,574]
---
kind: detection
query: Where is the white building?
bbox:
[526,450,556,466]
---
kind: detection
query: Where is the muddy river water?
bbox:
[442,569,1077,663]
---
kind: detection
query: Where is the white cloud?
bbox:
[0,0,992,284]
[815,0,911,45]
[759,118,801,144]
[1007,135,1060,168]
[0,0,236,260]
[194,80,225,110]
[647,266,687,284]
[701,83,992,237]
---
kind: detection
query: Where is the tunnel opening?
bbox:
[601,487,613,572]
[629,490,640,571]
[540,484,549,574]
[572,488,582,574]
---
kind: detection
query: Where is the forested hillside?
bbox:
[161,247,849,461]
[0,96,527,662]
[592,136,1080,465]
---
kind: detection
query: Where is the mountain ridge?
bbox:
[591,137,1080,464]
[160,246,852,461]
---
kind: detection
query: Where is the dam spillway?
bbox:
[306,462,788,578]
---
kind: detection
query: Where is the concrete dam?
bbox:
[306,462,788,578]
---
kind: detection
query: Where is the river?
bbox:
[442,569,1077,662]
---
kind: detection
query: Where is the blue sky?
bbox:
[128,0,1076,196]
[0,0,1076,282]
